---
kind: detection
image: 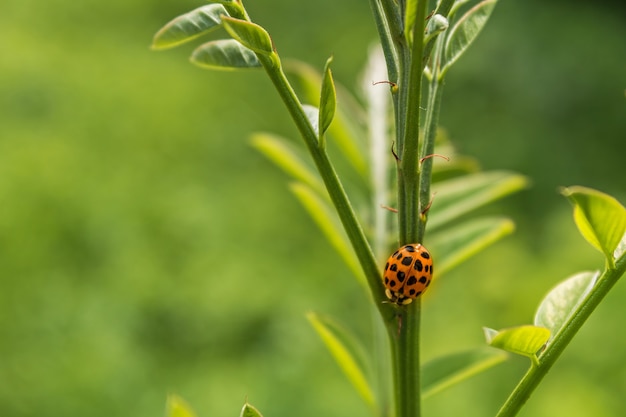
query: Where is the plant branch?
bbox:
[496,253,626,417]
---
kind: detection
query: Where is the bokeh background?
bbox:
[1,0,625,416]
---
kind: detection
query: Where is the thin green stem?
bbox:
[256,53,393,313]
[398,0,428,245]
[496,254,626,417]
[389,301,422,417]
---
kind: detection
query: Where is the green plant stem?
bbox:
[256,53,391,311]
[397,0,428,245]
[496,253,626,417]
[416,36,446,241]
[389,301,422,417]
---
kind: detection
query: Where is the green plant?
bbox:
[151,1,626,416]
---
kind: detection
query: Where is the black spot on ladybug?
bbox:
[424,265,430,273]
[409,288,416,295]
[389,280,397,288]
[420,251,430,259]
[414,259,423,272]
[397,271,406,282]
[415,290,422,296]
[407,276,417,286]
[390,264,398,272]
[430,264,433,275]
[384,277,389,284]
[404,245,416,252]
[419,276,428,284]
[426,280,431,287]
[385,262,389,271]
[401,256,413,266]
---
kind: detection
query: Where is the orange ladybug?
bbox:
[383,243,433,305]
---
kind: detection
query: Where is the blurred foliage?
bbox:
[0,0,625,417]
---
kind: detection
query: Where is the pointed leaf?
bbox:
[285,61,368,179]
[240,402,264,417]
[442,0,497,75]
[428,217,515,277]
[319,56,337,140]
[307,312,375,409]
[191,39,261,70]
[561,186,626,266]
[428,171,528,230]
[166,394,197,417]
[422,348,507,398]
[250,133,324,196]
[151,4,229,50]
[221,17,273,55]
[534,271,598,343]
[485,325,550,363]
[290,183,365,286]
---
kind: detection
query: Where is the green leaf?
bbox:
[422,348,507,398]
[290,183,365,287]
[319,56,337,141]
[221,17,273,55]
[285,61,368,179]
[166,394,197,417]
[190,39,261,70]
[441,0,497,76]
[250,133,324,196]
[307,312,375,409]
[484,325,550,364]
[151,4,229,50]
[428,217,515,277]
[561,186,626,266]
[428,171,528,230]
[240,402,264,417]
[534,271,598,343]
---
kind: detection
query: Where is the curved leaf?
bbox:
[191,39,261,70]
[307,312,375,409]
[534,271,598,343]
[422,348,507,398]
[240,403,264,417]
[428,217,515,277]
[166,394,197,417]
[151,4,229,50]
[221,17,273,55]
[428,171,528,230]
[319,56,337,141]
[484,325,550,364]
[290,183,365,286]
[442,0,498,75]
[561,186,626,266]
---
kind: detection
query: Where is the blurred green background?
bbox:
[1,0,625,416]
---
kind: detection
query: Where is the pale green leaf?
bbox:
[561,186,626,266]
[290,183,365,286]
[151,4,228,50]
[422,348,507,398]
[166,394,197,417]
[319,56,337,140]
[534,271,598,343]
[442,0,497,76]
[284,60,368,179]
[428,217,515,277]
[190,39,260,70]
[428,171,528,230]
[250,133,324,196]
[485,325,550,363]
[240,403,264,417]
[221,17,273,55]
[307,312,375,409]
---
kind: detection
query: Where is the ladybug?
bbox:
[383,243,433,305]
